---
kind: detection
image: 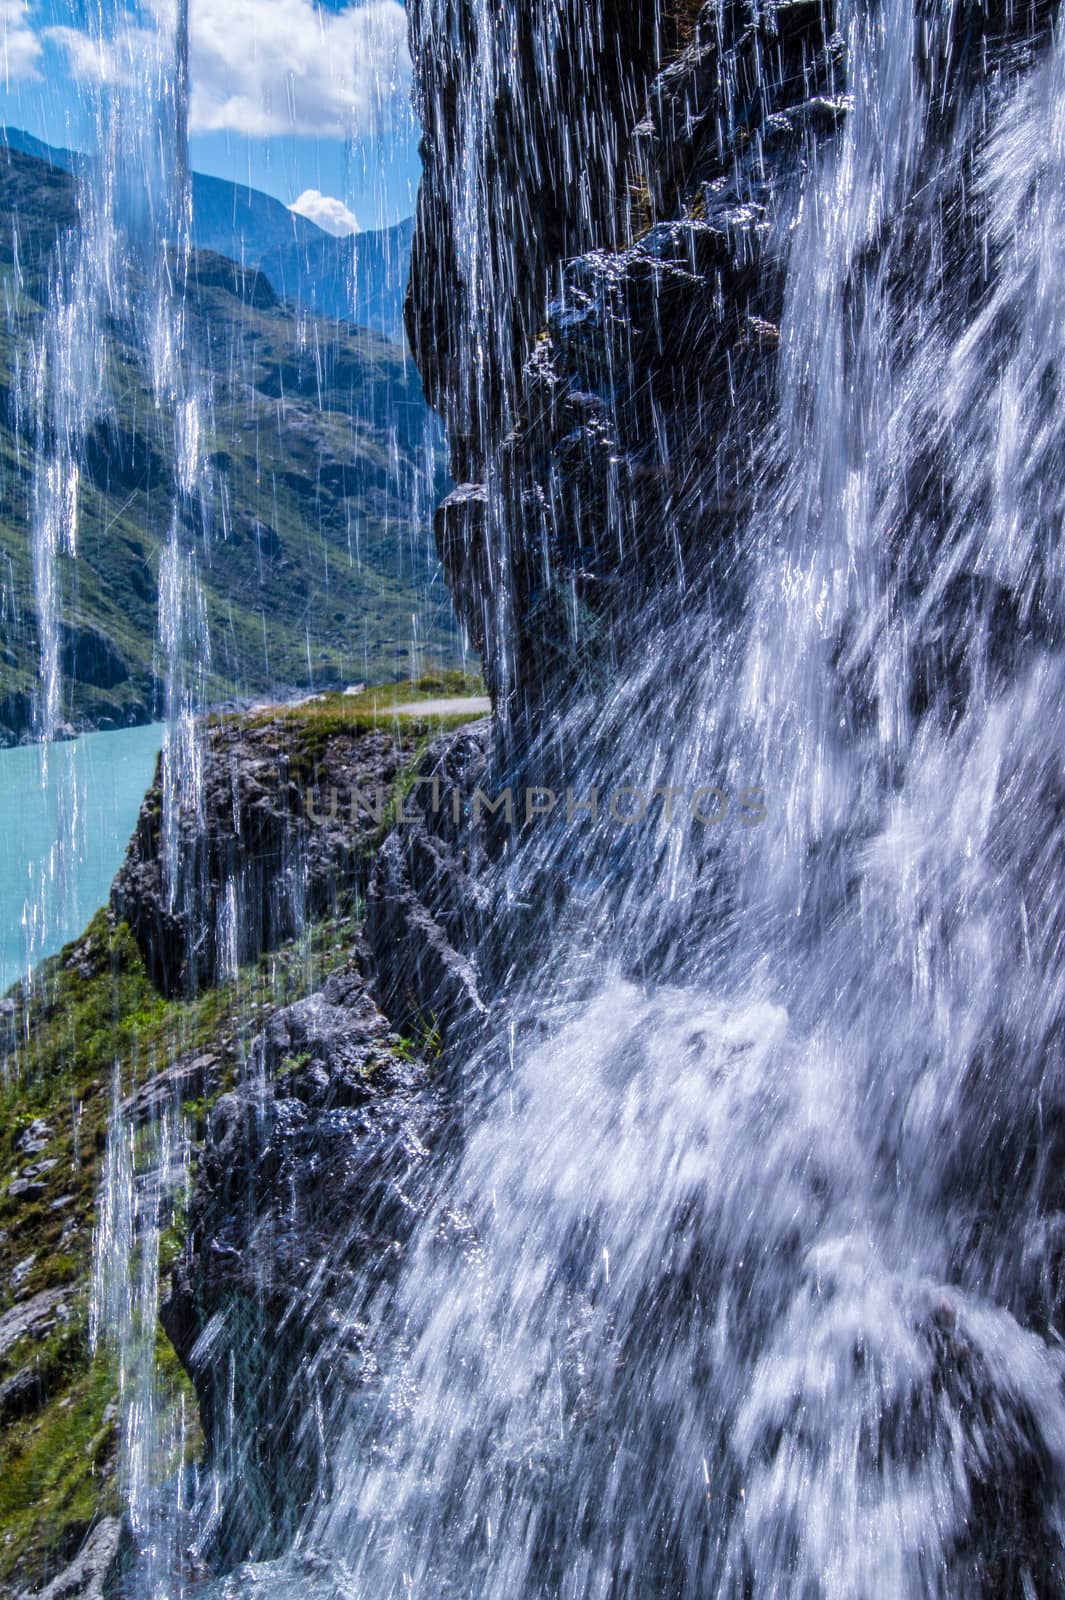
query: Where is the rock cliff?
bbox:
[406,0,1057,721]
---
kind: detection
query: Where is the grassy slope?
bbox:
[0,147,467,741]
[0,682,490,1593]
[0,909,380,1593]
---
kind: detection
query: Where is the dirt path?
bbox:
[388,697,492,717]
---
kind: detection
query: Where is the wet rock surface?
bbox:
[16,1518,122,1600]
[111,717,421,998]
[365,720,494,1033]
[161,957,445,1566]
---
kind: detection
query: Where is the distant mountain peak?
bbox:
[0,127,414,339]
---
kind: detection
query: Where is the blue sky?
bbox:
[0,0,420,231]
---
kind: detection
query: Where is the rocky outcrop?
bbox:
[149,716,500,1565]
[406,0,1060,722]
[16,1520,122,1600]
[161,957,445,1566]
[111,716,423,997]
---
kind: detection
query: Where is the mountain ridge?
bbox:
[0,143,461,744]
[0,126,413,339]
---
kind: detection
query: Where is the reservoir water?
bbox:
[0,724,162,993]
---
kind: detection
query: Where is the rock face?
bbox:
[149,718,498,1566]
[405,0,1058,722]
[16,1519,122,1600]
[365,721,493,1031]
[405,0,663,478]
[405,0,668,698]
[404,0,808,708]
[161,959,444,1566]
[111,717,422,997]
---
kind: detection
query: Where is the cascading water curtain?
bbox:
[25,0,210,939]
[56,4,213,1596]
[69,0,1065,1594]
[272,6,1065,1599]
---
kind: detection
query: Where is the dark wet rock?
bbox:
[15,1517,123,1600]
[630,0,844,222]
[497,205,785,709]
[0,691,33,744]
[405,0,664,481]
[256,968,400,1105]
[403,0,831,708]
[364,720,494,1033]
[162,963,442,1568]
[433,484,490,659]
[111,717,420,998]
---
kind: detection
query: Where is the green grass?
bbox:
[237,668,488,737]
[0,901,366,1591]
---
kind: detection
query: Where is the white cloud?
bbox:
[49,0,412,140]
[43,25,118,86]
[289,188,360,236]
[0,0,42,85]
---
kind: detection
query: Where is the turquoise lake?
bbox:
[0,724,163,993]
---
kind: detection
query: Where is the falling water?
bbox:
[63,2,212,1592]
[168,2,1065,1596]
[16,0,208,992]
[34,0,1064,1592]
[92,1077,195,1599]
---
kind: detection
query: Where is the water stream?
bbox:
[51,0,1065,1593]
[292,7,1065,1596]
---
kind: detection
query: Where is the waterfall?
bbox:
[38,0,1065,1593]
[22,0,208,922]
[92,1075,195,1600]
[176,2,1065,1595]
[52,3,211,1592]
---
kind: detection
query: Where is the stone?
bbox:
[21,1159,58,1178]
[17,1517,123,1600]
[0,1363,45,1421]
[6,1179,47,1201]
[0,1289,68,1360]
[10,1255,37,1289]
[17,1120,54,1155]
[111,719,422,998]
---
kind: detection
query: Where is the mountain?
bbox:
[0,126,412,338]
[0,144,460,742]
